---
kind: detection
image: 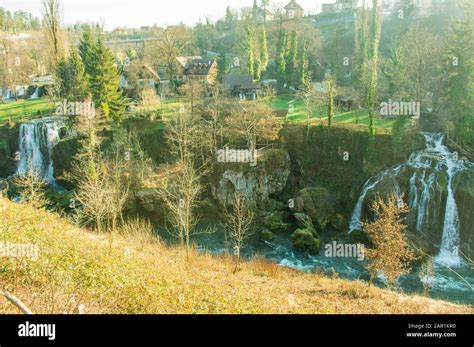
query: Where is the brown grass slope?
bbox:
[0,197,471,314]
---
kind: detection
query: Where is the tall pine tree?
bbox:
[56,49,89,102]
[285,30,298,86]
[79,28,95,76]
[445,0,474,146]
[366,0,382,139]
[88,38,126,122]
[276,26,287,87]
[260,25,269,74]
[299,39,308,88]
[245,25,255,78]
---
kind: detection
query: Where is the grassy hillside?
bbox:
[0,98,54,126]
[0,197,471,314]
[263,96,396,131]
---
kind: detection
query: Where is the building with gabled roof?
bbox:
[222,73,261,100]
[284,0,304,19]
[176,56,217,85]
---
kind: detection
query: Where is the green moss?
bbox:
[259,229,274,241]
[291,228,321,254]
[295,187,335,230]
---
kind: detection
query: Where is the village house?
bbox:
[322,0,357,13]
[222,74,261,100]
[284,0,304,19]
[382,0,446,17]
[175,56,218,85]
[120,64,160,94]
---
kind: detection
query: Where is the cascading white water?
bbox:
[416,172,435,232]
[16,118,65,182]
[433,138,466,267]
[29,88,39,100]
[349,164,402,230]
[349,133,471,267]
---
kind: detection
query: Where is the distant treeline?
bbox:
[0,7,41,33]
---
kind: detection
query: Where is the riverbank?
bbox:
[0,197,471,314]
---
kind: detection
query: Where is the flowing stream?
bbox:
[191,133,474,305]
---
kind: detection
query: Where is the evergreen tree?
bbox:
[445,0,474,146]
[259,25,269,74]
[217,50,230,83]
[245,25,256,79]
[88,38,126,122]
[326,77,335,128]
[381,47,405,99]
[367,0,381,139]
[56,49,89,102]
[79,28,95,76]
[299,39,308,88]
[285,30,298,86]
[354,3,369,98]
[225,6,234,28]
[252,27,262,80]
[276,27,287,87]
[252,0,259,23]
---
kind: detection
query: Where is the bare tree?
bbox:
[297,80,321,140]
[156,159,211,260]
[42,0,64,66]
[72,121,128,233]
[150,28,193,86]
[165,107,214,173]
[223,193,255,260]
[12,170,48,208]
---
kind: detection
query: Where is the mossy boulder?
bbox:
[263,210,291,232]
[293,212,318,236]
[259,229,274,241]
[291,228,321,254]
[295,187,335,230]
[260,198,290,232]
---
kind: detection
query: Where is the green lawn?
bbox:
[0,96,396,132]
[262,95,396,130]
[0,98,55,126]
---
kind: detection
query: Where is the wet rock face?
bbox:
[0,125,20,178]
[456,171,474,258]
[212,149,291,206]
[52,137,80,178]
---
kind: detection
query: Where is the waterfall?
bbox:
[416,172,435,232]
[349,133,472,267]
[433,138,466,267]
[349,164,402,230]
[16,117,65,182]
[29,88,39,100]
